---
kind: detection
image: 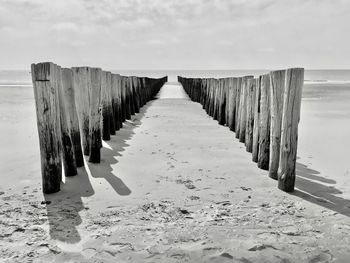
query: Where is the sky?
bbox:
[0,0,349,70]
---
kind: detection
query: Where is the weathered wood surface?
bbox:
[31,62,62,194]
[61,68,84,167]
[252,77,261,163]
[72,67,91,156]
[235,77,242,135]
[278,68,304,192]
[88,68,102,163]
[58,67,77,177]
[225,78,230,126]
[101,71,111,141]
[107,72,116,135]
[245,78,256,152]
[269,70,286,179]
[258,74,271,170]
[218,78,227,125]
[238,76,253,142]
[228,78,238,131]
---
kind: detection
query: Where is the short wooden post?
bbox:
[58,67,77,177]
[269,70,286,179]
[258,74,271,170]
[278,68,304,192]
[72,67,91,156]
[252,77,261,162]
[32,62,62,194]
[89,68,102,163]
[61,68,84,167]
[245,78,256,152]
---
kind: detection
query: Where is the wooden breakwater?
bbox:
[32,62,167,194]
[178,68,304,192]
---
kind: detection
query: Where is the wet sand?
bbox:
[1,83,350,262]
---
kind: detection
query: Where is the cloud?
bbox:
[0,0,349,69]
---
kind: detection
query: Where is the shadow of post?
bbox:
[44,98,156,243]
[87,99,154,195]
[44,166,94,243]
[292,162,350,217]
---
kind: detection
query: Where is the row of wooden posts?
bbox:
[178,68,304,192]
[32,62,167,194]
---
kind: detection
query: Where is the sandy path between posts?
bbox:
[1,83,350,262]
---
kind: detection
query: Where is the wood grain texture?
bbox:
[238,76,254,142]
[88,68,102,163]
[278,68,304,192]
[269,70,286,179]
[72,67,91,156]
[252,77,261,163]
[258,74,271,170]
[32,62,62,193]
[61,68,84,168]
[245,78,256,152]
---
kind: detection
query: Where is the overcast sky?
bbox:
[0,0,349,70]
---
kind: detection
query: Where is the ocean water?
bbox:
[1,69,350,201]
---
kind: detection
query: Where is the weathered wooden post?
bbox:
[269,70,286,179]
[218,78,227,125]
[225,78,230,125]
[72,67,91,156]
[111,73,120,131]
[228,78,238,131]
[89,68,102,163]
[107,72,116,135]
[238,76,253,142]
[258,74,271,170]
[32,62,62,194]
[252,77,261,162]
[61,68,84,167]
[57,67,77,177]
[245,78,256,152]
[101,71,111,141]
[235,77,243,135]
[278,68,304,192]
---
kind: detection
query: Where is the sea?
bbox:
[1,69,350,203]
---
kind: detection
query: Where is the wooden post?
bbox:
[278,68,304,192]
[258,74,271,170]
[218,78,226,125]
[235,77,243,135]
[107,72,116,135]
[228,78,238,131]
[31,62,62,194]
[238,76,253,142]
[269,70,286,179]
[58,67,77,177]
[117,74,124,128]
[101,71,111,141]
[61,68,84,167]
[89,68,102,163]
[225,78,230,125]
[72,67,91,156]
[111,73,121,131]
[252,77,261,162]
[245,78,256,152]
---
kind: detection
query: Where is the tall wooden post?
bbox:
[228,78,238,131]
[238,76,253,142]
[58,67,77,177]
[107,72,116,135]
[278,68,304,192]
[32,62,62,194]
[89,68,102,163]
[101,71,111,141]
[111,73,120,131]
[258,74,271,170]
[235,77,243,135]
[245,78,256,152]
[252,77,261,163]
[269,70,286,179]
[61,68,84,167]
[72,67,91,156]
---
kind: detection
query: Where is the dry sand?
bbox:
[1,82,350,262]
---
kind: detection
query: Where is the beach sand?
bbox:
[1,82,350,262]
